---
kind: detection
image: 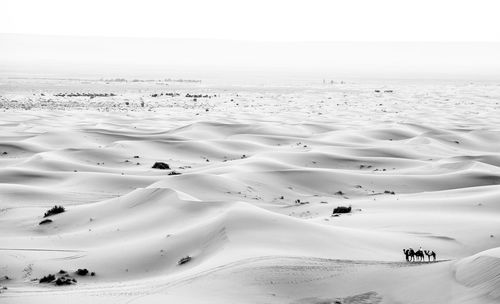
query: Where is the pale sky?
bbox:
[2,0,500,80]
[2,0,500,41]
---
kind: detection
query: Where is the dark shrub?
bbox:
[384,190,395,195]
[152,162,170,170]
[332,206,351,214]
[334,191,344,195]
[39,274,56,283]
[90,272,95,276]
[168,171,181,175]
[58,270,67,274]
[55,277,75,285]
[76,269,89,276]
[39,219,53,225]
[178,256,192,265]
[44,205,65,217]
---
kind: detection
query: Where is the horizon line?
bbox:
[2,32,500,44]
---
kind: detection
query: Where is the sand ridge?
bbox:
[0,79,499,303]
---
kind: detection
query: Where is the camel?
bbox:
[405,248,437,262]
[424,250,436,262]
[414,249,425,262]
[403,248,415,262]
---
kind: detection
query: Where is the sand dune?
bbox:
[0,79,499,303]
[454,247,500,301]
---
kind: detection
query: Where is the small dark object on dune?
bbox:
[133,155,140,158]
[332,206,351,214]
[168,171,181,176]
[44,205,65,217]
[39,274,56,283]
[91,272,95,276]
[384,190,395,195]
[58,270,67,274]
[76,269,89,276]
[39,219,53,225]
[55,277,76,285]
[178,256,192,265]
[1,152,7,155]
[334,191,344,196]
[152,162,170,170]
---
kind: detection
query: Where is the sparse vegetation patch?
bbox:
[332,205,352,214]
[44,205,65,217]
[152,162,170,170]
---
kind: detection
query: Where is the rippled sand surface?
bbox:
[1,79,499,303]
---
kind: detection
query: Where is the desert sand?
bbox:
[0,77,499,304]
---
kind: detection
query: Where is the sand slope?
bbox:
[1,79,500,303]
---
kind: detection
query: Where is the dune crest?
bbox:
[1,79,499,303]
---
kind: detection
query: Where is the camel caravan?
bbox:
[403,248,436,262]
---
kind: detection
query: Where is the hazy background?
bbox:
[2,0,500,83]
